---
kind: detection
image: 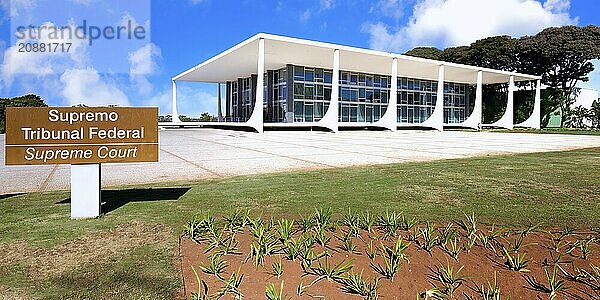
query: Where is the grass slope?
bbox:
[1,147,599,298]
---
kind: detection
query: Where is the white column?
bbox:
[246,38,265,133]
[319,49,339,132]
[515,79,541,129]
[423,64,444,131]
[487,75,514,129]
[217,83,223,122]
[457,70,483,130]
[533,79,541,129]
[376,57,398,131]
[507,75,515,129]
[172,80,179,123]
[71,164,101,219]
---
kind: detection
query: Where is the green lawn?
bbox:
[489,128,600,135]
[1,147,600,298]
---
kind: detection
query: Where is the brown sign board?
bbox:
[5,107,158,165]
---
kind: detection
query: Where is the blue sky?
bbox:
[0,0,598,117]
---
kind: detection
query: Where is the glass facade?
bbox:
[265,68,288,122]
[443,82,468,124]
[292,66,332,122]
[397,77,437,124]
[225,64,471,125]
[338,71,390,123]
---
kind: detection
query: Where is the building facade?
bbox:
[172,33,541,132]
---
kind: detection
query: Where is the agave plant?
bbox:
[467,271,504,300]
[266,280,288,300]
[342,209,361,238]
[190,266,209,300]
[378,210,402,238]
[432,262,468,298]
[199,254,227,280]
[341,270,380,300]
[215,267,244,299]
[418,222,439,254]
[311,257,354,282]
[276,218,295,244]
[313,207,334,230]
[247,223,278,267]
[223,209,249,233]
[502,246,530,272]
[371,236,410,281]
[359,211,376,233]
[271,256,284,278]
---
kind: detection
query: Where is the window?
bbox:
[294,101,303,120]
[324,71,332,84]
[305,69,314,82]
[294,66,304,81]
[305,85,314,100]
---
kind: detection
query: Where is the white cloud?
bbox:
[320,0,335,11]
[189,0,207,4]
[370,0,404,20]
[299,9,311,23]
[363,0,578,52]
[1,21,89,86]
[0,0,36,18]
[128,43,161,75]
[128,42,161,95]
[60,68,129,106]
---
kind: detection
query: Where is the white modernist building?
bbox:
[171,33,542,133]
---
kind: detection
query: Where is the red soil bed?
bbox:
[179,224,600,299]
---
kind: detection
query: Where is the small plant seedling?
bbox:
[311,257,354,282]
[190,266,209,300]
[467,271,504,300]
[371,236,410,281]
[342,209,361,238]
[297,280,309,296]
[502,247,530,272]
[366,240,377,261]
[432,262,468,299]
[215,267,244,299]
[545,265,566,300]
[341,270,380,300]
[276,218,295,244]
[418,222,439,254]
[266,280,289,300]
[199,254,227,279]
[271,256,284,278]
[313,207,333,230]
[379,210,402,238]
[359,211,375,233]
[339,234,358,254]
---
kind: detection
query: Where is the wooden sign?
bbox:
[4,107,158,165]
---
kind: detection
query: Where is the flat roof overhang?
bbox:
[173,33,540,85]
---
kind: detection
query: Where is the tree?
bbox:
[199,112,214,122]
[591,99,600,129]
[441,46,472,65]
[518,25,600,127]
[469,35,519,71]
[568,105,591,128]
[404,47,443,60]
[0,94,47,133]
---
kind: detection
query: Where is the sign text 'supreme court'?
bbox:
[5,107,158,165]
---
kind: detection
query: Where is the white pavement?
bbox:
[2,129,600,194]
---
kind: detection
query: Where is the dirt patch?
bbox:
[180,221,600,299]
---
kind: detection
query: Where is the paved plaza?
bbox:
[2,129,600,194]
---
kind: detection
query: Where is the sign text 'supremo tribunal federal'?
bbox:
[5,107,158,165]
